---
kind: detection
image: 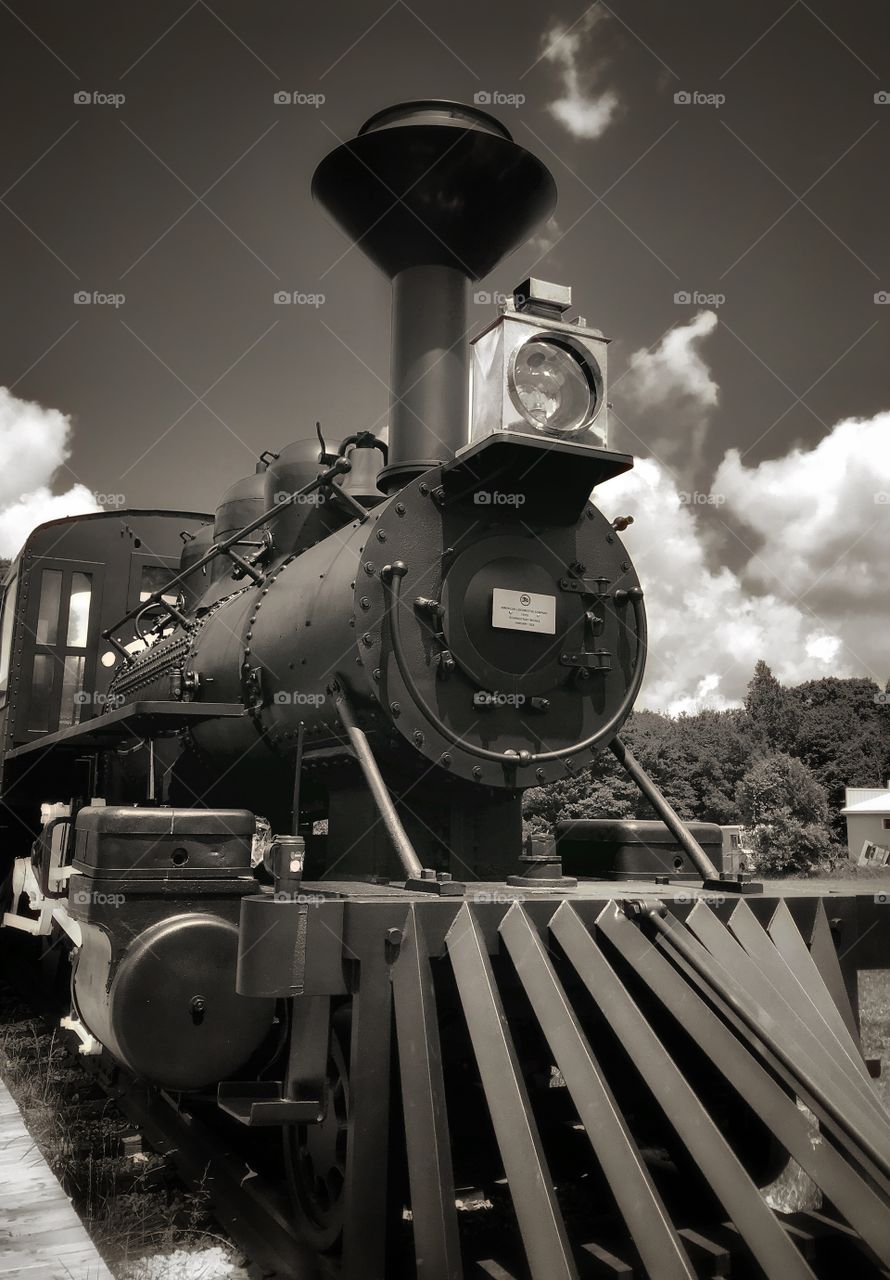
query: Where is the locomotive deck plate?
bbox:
[5,701,246,759]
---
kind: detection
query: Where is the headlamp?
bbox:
[508,336,603,437]
[468,278,610,450]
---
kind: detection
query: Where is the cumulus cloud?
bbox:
[600,459,847,715]
[715,414,890,606]
[716,414,890,685]
[541,10,620,140]
[602,313,890,711]
[0,387,98,559]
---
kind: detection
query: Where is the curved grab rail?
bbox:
[102,456,361,655]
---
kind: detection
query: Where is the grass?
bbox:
[808,859,890,881]
[0,980,245,1278]
[860,969,890,1111]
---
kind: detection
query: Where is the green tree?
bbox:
[523,665,887,862]
[791,677,889,839]
[744,660,799,752]
[522,730,639,833]
[523,706,754,834]
[523,710,706,832]
[736,752,834,875]
[672,710,753,823]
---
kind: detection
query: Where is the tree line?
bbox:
[523,663,890,874]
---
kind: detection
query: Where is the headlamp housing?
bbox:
[469,279,609,449]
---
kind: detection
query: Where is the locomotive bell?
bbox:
[312,101,557,491]
[469,277,610,450]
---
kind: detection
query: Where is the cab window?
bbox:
[27,568,95,732]
[139,563,180,607]
[0,574,19,700]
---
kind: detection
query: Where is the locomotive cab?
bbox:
[0,509,210,872]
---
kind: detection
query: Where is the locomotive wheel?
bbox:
[283,1006,351,1253]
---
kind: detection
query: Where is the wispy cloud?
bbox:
[622,310,720,472]
[541,9,620,140]
[527,215,564,258]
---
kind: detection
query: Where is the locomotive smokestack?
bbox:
[312,101,557,490]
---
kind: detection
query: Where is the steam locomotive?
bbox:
[2,102,889,1280]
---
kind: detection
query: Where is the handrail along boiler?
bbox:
[1,101,889,1280]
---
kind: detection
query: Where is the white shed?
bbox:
[841,783,890,863]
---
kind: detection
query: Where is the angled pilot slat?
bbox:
[581,1240,635,1275]
[767,900,867,1073]
[791,1211,890,1277]
[717,1217,817,1261]
[474,1261,520,1279]
[729,900,877,1095]
[445,904,578,1280]
[806,901,862,1042]
[550,903,818,1280]
[596,903,890,1264]
[391,906,463,1280]
[341,949,394,1280]
[684,902,890,1142]
[498,903,696,1280]
[692,901,883,1122]
[644,905,890,1199]
[676,1227,731,1277]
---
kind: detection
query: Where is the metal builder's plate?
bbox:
[491,588,556,634]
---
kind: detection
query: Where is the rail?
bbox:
[102,456,366,655]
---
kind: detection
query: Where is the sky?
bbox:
[1,0,888,711]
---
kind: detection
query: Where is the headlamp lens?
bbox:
[509,338,599,436]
